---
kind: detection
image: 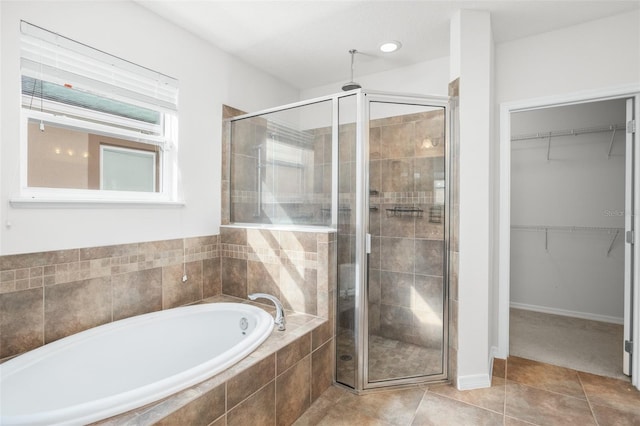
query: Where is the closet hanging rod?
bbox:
[512,225,623,256]
[511,225,623,233]
[511,123,626,142]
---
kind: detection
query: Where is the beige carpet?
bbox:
[509,308,627,380]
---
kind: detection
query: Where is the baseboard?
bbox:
[510,302,623,325]
[488,346,498,377]
[456,373,492,390]
[493,342,507,360]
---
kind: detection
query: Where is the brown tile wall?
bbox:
[223,105,332,227]
[0,235,221,360]
[368,110,447,349]
[221,104,246,225]
[219,226,336,323]
[448,78,460,383]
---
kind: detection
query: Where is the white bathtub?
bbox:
[0,302,274,425]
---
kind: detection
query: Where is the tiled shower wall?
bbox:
[219,226,336,322]
[368,110,446,348]
[221,106,336,323]
[448,79,460,382]
[0,236,220,360]
[223,107,332,226]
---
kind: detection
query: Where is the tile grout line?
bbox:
[502,359,546,426]
[577,372,601,426]
[503,360,508,425]
[503,378,592,402]
[503,414,540,425]
[425,384,505,416]
[407,387,429,425]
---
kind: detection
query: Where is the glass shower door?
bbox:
[366,99,448,386]
[334,91,449,391]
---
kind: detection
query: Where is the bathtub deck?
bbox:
[93,295,330,425]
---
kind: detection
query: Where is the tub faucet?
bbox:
[248,293,286,331]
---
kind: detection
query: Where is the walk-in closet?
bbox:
[509,98,630,379]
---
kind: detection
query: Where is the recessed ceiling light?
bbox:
[379,41,402,53]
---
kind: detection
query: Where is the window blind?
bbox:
[20,20,178,113]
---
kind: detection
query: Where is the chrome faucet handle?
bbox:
[248,293,286,331]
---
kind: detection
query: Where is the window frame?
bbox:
[12,21,182,208]
[100,145,158,192]
[14,108,181,208]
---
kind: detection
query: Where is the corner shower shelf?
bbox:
[386,206,423,218]
[511,225,624,256]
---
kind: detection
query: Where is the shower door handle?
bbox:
[366,233,372,254]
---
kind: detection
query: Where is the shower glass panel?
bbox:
[336,94,358,388]
[367,101,447,385]
[229,100,332,226]
[228,90,449,392]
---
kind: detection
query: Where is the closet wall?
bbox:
[510,99,627,323]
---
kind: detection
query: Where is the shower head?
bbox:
[342,49,361,91]
[342,81,362,91]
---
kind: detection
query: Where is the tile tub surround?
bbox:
[0,235,220,360]
[220,226,336,322]
[91,295,334,425]
[1,227,336,425]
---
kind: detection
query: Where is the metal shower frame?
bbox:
[227,88,453,392]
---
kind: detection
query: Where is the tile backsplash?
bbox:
[219,226,336,321]
[0,229,336,362]
[0,236,220,360]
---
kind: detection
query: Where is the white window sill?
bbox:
[10,197,185,209]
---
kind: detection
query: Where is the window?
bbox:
[16,21,180,205]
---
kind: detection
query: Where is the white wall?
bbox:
[495,10,640,104]
[510,99,626,322]
[495,9,640,356]
[450,9,494,390]
[0,1,299,255]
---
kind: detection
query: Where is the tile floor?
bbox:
[294,356,640,425]
[336,331,443,384]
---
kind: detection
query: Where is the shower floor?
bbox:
[336,329,443,385]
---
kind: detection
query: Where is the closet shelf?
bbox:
[511,123,626,160]
[511,225,623,233]
[511,225,624,256]
[511,123,626,142]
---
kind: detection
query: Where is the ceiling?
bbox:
[136,1,640,90]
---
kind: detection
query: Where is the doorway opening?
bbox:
[498,88,640,390]
[510,98,628,379]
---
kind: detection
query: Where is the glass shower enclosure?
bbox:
[228,89,450,391]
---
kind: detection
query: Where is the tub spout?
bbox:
[248,293,286,331]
